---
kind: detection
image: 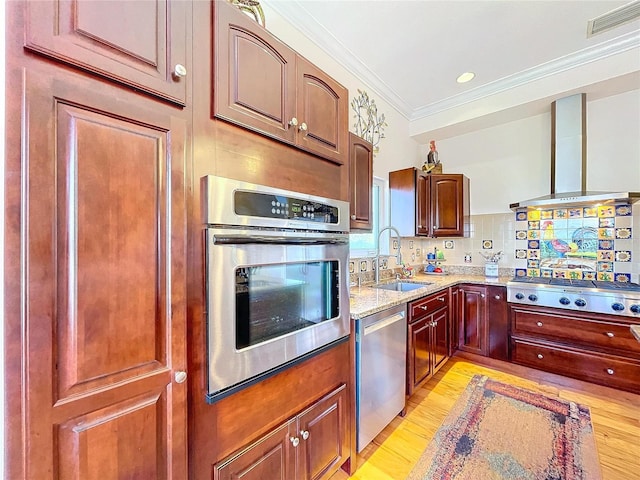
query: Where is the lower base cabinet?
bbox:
[407,292,450,396]
[214,384,348,480]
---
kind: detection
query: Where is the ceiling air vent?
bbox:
[587,1,640,37]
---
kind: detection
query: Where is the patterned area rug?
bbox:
[407,375,601,480]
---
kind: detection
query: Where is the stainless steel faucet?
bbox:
[376,226,402,284]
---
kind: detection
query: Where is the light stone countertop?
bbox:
[349,273,512,319]
[631,325,640,343]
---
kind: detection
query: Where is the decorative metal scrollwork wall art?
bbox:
[229,0,265,26]
[351,89,387,155]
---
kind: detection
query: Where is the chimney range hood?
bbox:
[509,93,640,210]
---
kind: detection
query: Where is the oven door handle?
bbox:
[212,235,349,246]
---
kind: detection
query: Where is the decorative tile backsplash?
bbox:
[514,204,633,282]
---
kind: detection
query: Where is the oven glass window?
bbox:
[235,261,340,349]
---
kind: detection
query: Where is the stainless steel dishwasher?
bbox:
[356,303,407,452]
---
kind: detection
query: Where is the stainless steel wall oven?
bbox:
[203,176,351,401]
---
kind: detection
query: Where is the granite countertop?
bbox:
[349,273,512,319]
[631,325,640,343]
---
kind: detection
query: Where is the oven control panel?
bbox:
[234,190,339,224]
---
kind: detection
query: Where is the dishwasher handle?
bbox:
[363,313,406,336]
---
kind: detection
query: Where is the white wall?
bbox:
[260,3,421,177]
[422,90,640,214]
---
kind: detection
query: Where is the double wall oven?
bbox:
[203,176,351,401]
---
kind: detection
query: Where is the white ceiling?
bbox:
[264,0,640,139]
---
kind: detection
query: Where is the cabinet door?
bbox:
[296,56,349,165]
[214,422,295,480]
[449,287,460,355]
[25,0,189,105]
[416,173,430,236]
[297,385,348,480]
[18,70,187,479]
[431,307,450,374]
[459,285,488,355]
[349,133,373,231]
[408,316,432,396]
[214,0,297,142]
[487,286,509,360]
[430,175,466,237]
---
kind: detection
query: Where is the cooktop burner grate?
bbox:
[509,277,640,292]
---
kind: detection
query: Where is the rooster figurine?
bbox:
[542,221,578,257]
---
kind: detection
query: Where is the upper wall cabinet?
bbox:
[389,168,470,237]
[349,133,373,231]
[213,1,349,165]
[24,0,190,106]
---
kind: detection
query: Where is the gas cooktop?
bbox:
[507,277,640,318]
[509,276,640,292]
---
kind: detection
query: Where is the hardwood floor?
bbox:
[333,352,640,480]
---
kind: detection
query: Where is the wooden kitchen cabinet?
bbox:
[449,286,460,356]
[349,133,374,231]
[389,168,469,237]
[24,0,190,105]
[511,305,640,393]
[458,285,509,360]
[214,385,348,480]
[214,0,349,165]
[6,1,189,477]
[407,291,450,396]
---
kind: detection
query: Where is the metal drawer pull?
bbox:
[606,332,614,338]
[290,437,300,447]
[301,430,310,440]
[536,322,543,327]
[537,354,544,359]
[438,297,445,302]
[419,305,428,310]
[606,369,614,375]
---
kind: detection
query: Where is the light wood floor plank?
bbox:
[333,354,640,480]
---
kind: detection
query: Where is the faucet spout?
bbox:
[376,226,403,284]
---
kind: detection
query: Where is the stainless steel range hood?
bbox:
[509,93,640,209]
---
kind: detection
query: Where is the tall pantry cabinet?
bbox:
[4,1,190,478]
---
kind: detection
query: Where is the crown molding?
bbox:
[410,31,640,121]
[264,1,640,122]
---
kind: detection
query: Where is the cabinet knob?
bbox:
[438,297,445,302]
[288,117,298,127]
[606,368,614,375]
[536,322,543,327]
[494,295,501,300]
[418,225,423,228]
[433,225,438,230]
[299,122,308,132]
[300,430,310,440]
[537,353,544,359]
[290,436,300,447]
[419,305,428,311]
[173,64,187,78]
[606,332,614,338]
[174,371,187,384]
[480,294,485,298]
[351,214,356,220]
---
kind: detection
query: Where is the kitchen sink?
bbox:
[372,281,431,292]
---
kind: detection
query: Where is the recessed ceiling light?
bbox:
[456,72,475,83]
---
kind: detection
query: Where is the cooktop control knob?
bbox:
[611,303,625,312]
[515,293,525,300]
[575,298,587,307]
[630,305,640,314]
[559,297,571,305]
[528,294,538,302]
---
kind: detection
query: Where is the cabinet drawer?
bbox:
[410,292,448,322]
[512,337,640,394]
[512,309,640,357]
